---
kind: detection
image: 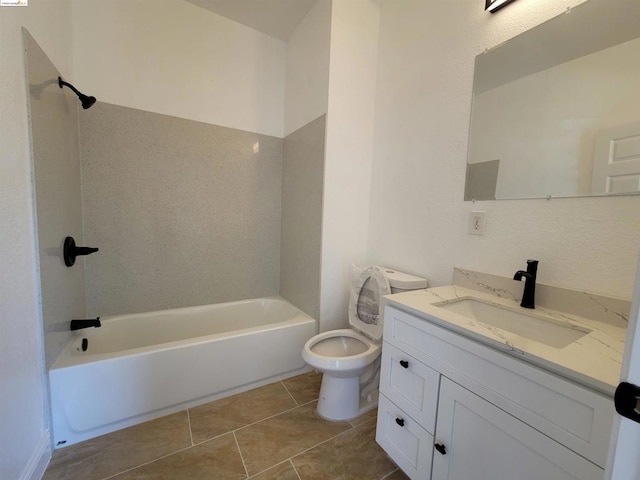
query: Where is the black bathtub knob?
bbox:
[64,236,99,267]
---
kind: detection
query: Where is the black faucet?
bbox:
[70,317,101,331]
[513,260,538,309]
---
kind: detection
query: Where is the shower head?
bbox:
[58,77,96,109]
[79,94,97,110]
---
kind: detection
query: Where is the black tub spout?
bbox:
[70,318,101,331]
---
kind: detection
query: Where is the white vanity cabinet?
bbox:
[376,305,614,480]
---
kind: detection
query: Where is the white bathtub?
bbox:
[49,297,316,447]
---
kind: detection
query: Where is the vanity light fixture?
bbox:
[485,0,517,13]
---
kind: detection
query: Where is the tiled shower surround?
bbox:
[78,104,325,319]
[43,372,408,480]
[280,115,326,320]
[80,103,284,316]
[24,30,86,369]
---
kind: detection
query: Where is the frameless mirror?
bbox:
[465,0,640,200]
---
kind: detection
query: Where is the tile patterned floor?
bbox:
[43,371,409,480]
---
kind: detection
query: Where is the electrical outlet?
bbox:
[469,211,486,235]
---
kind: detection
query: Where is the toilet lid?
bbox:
[348,266,390,341]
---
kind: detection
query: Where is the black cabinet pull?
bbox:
[395,417,405,427]
[399,360,409,368]
[435,443,447,455]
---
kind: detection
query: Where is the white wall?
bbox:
[0,2,74,478]
[320,0,380,331]
[71,0,286,138]
[284,0,331,136]
[368,0,640,300]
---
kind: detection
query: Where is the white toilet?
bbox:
[302,266,428,421]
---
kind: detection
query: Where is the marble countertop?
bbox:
[383,285,626,396]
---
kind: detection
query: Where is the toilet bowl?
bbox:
[302,266,428,421]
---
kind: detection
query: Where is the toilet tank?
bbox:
[381,267,428,293]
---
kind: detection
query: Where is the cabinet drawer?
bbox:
[380,342,440,434]
[376,394,433,480]
[384,305,614,468]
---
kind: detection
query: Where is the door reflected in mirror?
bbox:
[466,0,640,200]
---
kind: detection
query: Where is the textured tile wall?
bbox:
[280,115,325,319]
[80,103,283,316]
[25,31,86,368]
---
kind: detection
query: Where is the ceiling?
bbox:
[184,0,317,41]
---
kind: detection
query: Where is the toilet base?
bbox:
[316,374,379,421]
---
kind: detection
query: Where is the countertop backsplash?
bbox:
[453,268,631,328]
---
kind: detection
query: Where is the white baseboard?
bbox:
[20,431,51,480]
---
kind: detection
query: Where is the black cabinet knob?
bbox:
[399,360,409,368]
[435,443,447,455]
[395,417,405,427]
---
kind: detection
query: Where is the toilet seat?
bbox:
[303,329,381,375]
[348,266,391,341]
[303,266,391,374]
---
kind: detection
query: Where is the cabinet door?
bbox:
[432,378,604,480]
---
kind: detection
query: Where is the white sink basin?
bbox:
[434,298,591,349]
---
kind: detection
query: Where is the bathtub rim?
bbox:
[97,295,303,325]
[52,296,314,370]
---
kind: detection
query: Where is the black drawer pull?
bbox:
[435,443,447,455]
[395,417,405,427]
[399,360,409,368]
